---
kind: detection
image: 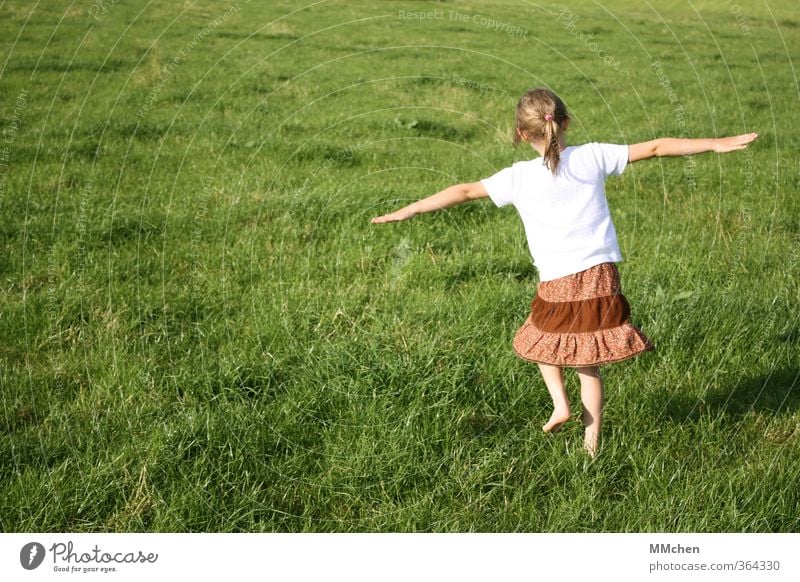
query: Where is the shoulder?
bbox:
[571,142,629,176]
[573,141,620,156]
[488,157,544,181]
[561,143,602,172]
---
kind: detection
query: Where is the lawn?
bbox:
[1,0,798,532]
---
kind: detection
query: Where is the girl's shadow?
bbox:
[654,367,800,422]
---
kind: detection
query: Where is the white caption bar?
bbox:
[2,533,798,581]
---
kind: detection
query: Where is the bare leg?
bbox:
[537,363,571,433]
[576,366,604,457]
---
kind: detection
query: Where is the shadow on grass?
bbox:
[651,366,800,423]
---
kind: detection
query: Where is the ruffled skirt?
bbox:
[513,262,654,367]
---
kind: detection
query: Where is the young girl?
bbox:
[371,87,757,457]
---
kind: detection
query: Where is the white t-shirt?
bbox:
[480,142,629,281]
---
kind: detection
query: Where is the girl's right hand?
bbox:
[370,207,416,224]
[713,132,759,152]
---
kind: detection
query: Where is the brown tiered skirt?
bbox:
[513,262,654,367]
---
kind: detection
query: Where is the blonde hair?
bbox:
[512,87,570,175]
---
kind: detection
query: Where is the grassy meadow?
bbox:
[1,0,799,532]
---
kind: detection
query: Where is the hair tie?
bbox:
[544,113,553,121]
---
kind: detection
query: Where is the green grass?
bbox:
[1,0,798,532]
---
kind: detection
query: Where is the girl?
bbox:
[371,87,757,457]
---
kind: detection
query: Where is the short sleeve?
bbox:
[590,142,629,177]
[480,166,517,207]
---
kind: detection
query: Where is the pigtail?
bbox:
[542,116,561,175]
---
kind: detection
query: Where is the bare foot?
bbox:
[584,429,599,458]
[542,407,571,433]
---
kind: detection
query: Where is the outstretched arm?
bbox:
[371,181,488,224]
[628,132,758,163]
